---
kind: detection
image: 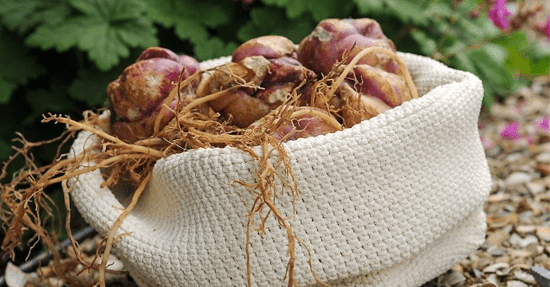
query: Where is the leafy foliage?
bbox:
[0,28,46,104]
[25,0,158,71]
[0,0,72,35]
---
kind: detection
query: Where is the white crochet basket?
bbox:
[69,52,491,287]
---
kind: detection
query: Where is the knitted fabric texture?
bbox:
[69,52,491,287]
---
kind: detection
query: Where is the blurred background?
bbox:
[0,0,549,274]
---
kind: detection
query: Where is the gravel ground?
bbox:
[421,75,550,287]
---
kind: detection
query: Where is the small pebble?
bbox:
[508,248,532,258]
[509,233,539,247]
[488,192,509,202]
[487,245,507,257]
[526,244,544,256]
[536,152,550,163]
[506,152,524,162]
[518,211,534,224]
[509,233,523,246]
[520,235,540,247]
[506,280,528,287]
[441,271,466,286]
[486,228,511,246]
[483,262,510,273]
[490,104,523,121]
[471,268,483,278]
[505,172,533,186]
[537,225,550,242]
[536,163,550,176]
[47,278,64,287]
[515,225,537,235]
[5,262,33,287]
[531,81,544,95]
[487,274,500,285]
[526,181,546,194]
[513,270,537,284]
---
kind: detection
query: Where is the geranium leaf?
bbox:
[68,67,122,106]
[0,79,17,104]
[354,0,385,15]
[174,18,209,44]
[0,28,46,103]
[0,0,71,35]
[384,0,428,26]
[286,0,308,19]
[26,0,157,71]
[193,37,238,61]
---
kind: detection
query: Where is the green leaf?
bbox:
[237,7,315,44]
[237,8,287,42]
[493,30,530,50]
[192,3,233,28]
[442,40,466,56]
[469,49,513,95]
[25,18,85,52]
[528,56,550,77]
[452,52,477,74]
[272,20,315,44]
[482,43,507,65]
[23,87,78,125]
[261,0,290,6]
[307,0,351,22]
[144,0,232,30]
[423,2,453,18]
[193,37,238,61]
[0,79,17,104]
[503,48,533,78]
[481,82,494,111]
[69,0,146,20]
[478,15,501,38]
[454,0,478,15]
[456,17,485,41]
[410,30,437,56]
[493,31,550,79]
[354,0,385,15]
[68,67,121,106]
[142,0,177,27]
[0,0,71,35]
[384,0,428,26]
[78,20,131,70]
[0,139,11,162]
[26,0,158,71]
[0,28,46,104]
[286,0,308,19]
[174,18,209,44]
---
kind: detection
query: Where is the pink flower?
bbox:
[534,115,550,133]
[544,17,550,43]
[488,0,512,30]
[500,122,521,139]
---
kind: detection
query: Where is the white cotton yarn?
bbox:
[69,52,491,287]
